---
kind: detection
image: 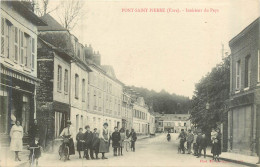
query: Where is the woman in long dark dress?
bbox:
[76,128,85,158]
[211,128,222,161]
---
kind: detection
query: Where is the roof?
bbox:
[102,65,117,79]
[38,14,67,31]
[1,1,47,26]
[229,17,260,46]
[38,37,73,61]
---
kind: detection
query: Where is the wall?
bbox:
[53,53,70,104]
[230,22,259,93]
[1,4,38,78]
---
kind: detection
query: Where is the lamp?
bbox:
[206,102,210,110]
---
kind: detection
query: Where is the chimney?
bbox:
[93,50,101,66]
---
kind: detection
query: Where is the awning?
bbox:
[0,63,41,85]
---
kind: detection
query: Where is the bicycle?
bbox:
[58,136,70,161]
[28,146,41,167]
[123,139,131,152]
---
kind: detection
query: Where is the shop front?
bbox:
[0,65,37,146]
[228,93,256,155]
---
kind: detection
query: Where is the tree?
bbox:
[190,57,230,133]
[56,0,85,31]
[126,86,190,114]
[30,0,59,16]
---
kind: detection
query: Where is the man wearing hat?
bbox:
[84,125,94,160]
[60,120,75,159]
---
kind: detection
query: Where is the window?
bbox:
[236,60,241,90]
[57,66,62,92]
[6,21,12,59]
[31,38,35,69]
[98,91,101,111]
[14,27,19,62]
[82,79,85,102]
[64,69,68,93]
[76,115,79,132]
[81,116,83,129]
[24,33,31,68]
[93,90,97,110]
[20,31,24,64]
[55,112,66,138]
[245,55,251,88]
[75,74,79,98]
[1,17,4,56]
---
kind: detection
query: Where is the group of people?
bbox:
[9,119,138,163]
[60,120,137,161]
[173,128,222,161]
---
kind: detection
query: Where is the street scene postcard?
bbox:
[0,0,260,167]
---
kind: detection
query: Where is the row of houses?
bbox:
[0,1,155,149]
[154,113,192,133]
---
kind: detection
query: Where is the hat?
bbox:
[85,125,90,129]
[103,122,108,126]
[66,120,72,125]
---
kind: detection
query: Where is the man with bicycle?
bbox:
[60,120,75,160]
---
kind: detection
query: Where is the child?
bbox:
[76,128,85,159]
[211,128,217,144]
[28,135,42,166]
[111,127,121,156]
[193,131,198,156]
[167,132,171,141]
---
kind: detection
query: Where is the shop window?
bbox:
[0,87,8,134]
[55,112,66,138]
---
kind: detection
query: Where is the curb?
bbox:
[204,154,259,167]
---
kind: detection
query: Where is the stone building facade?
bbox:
[0,1,46,146]
[228,17,260,156]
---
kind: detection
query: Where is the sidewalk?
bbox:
[0,146,30,167]
[205,147,259,167]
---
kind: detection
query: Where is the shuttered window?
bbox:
[1,17,5,57]
[14,27,19,62]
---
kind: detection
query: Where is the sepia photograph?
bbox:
[0,0,260,166]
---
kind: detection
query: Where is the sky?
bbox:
[49,0,259,98]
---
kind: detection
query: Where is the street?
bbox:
[20,133,244,167]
